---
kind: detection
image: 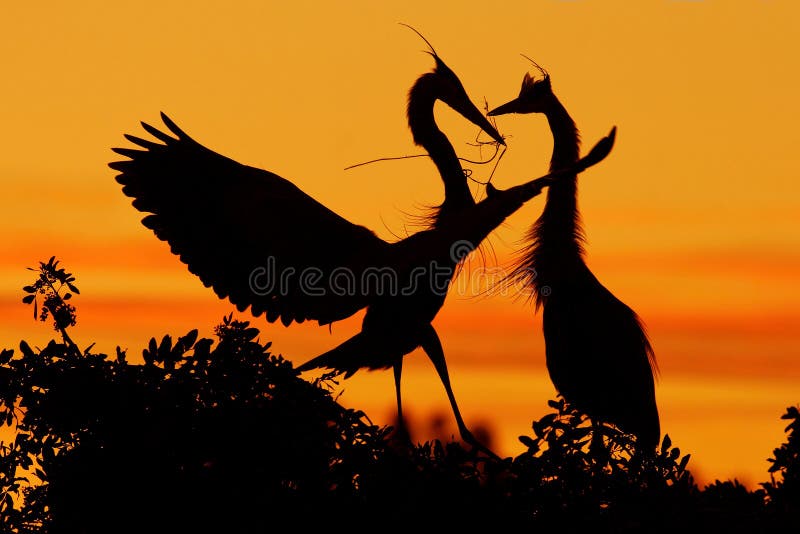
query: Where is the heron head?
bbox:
[401,23,504,145]
[431,54,505,146]
[488,58,554,116]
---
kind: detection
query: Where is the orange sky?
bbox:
[2,1,799,486]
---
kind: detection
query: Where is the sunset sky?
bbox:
[2,1,799,486]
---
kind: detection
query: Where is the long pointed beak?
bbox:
[487,98,522,117]
[474,112,505,145]
[450,98,506,145]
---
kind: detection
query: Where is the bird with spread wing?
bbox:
[110,42,616,456]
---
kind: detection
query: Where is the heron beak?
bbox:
[463,106,505,145]
[450,97,506,145]
[487,98,522,117]
[477,114,505,146]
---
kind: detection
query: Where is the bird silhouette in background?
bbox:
[488,60,660,451]
[109,38,616,456]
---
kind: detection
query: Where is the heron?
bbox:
[296,39,507,450]
[488,61,660,451]
[109,45,616,456]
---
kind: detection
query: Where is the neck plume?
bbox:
[512,93,585,305]
[407,74,474,225]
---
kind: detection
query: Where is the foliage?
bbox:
[507,399,694,530]
[1,259,799,532]
[21,257,80,356]
[763,405,800,526]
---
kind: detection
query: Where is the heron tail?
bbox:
[296,332,370,378]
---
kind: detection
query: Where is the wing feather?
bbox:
[111,113,390,326]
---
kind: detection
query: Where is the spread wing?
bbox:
[110,113,390,326]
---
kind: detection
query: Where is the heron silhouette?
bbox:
[488,61,660,451]
[297,37,506,450]
[109,45,616,456]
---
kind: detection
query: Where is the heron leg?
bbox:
[420,324,499,460]
[393,358,411,445]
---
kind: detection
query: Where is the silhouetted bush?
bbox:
[3,259,393,532]
[762,405,800,528]
[1,259,799,532]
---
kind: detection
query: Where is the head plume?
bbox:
[399,23,456,76]
[519,54,551,95]
[399,23,438,56]
[520,54,549,79]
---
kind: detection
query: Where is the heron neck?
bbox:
[545,96,581,171]
[533,94,585,277]
[407,76,474,224]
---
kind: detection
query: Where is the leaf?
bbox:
[679,454,691,472]
[661,434,672,451]
[159,335,172,350]
[532,421,545,439]
[22,285,36,293]
[181,329,199,349]
[19,341,34,357]
[144,337,158,365]
[158,335,173,360]
[22,295,35,304]
[67,283,80,294]
[63,293,72,300]
[243,327,260,341]
[193,339,213,360]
